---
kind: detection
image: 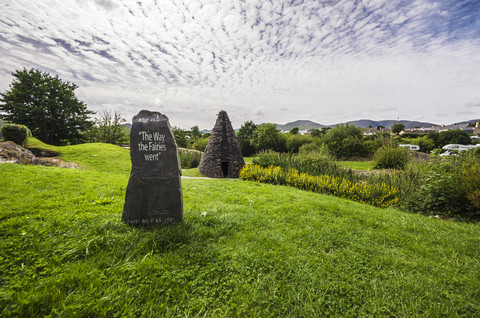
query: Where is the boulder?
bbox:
[0,141,37,164]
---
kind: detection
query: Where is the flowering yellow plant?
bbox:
[240,164,398,208]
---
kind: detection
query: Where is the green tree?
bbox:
[438,129,471,147]
[391,123,405,134]
[86,109,129,145]
[0,68,94,145]
[309,127,330,137]
[253,123,286,152]
[322,124,366,159]
[189,125,202,143]
[192,137,209,152]
[285,134,312,153]
[289,127,299,135]
[308,128,321,137]
[172,126,189,148]
[237,120,258,156]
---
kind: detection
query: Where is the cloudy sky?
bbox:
[1,0,479,129]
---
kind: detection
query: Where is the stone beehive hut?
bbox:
[198,110,245,178]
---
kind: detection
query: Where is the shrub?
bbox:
[368,152,480,218]
[460,164,480,209]
[321,124,367,159]
[415,160,466,216]
[1,123,31,145]
[298,140,329,156]
[459,149,480,210]
[253,150,292,168]
[239,164,398,208]
[285,134,312,153]
[363,140,384,157]
[252,123,286,152]
[372,145,410,170]
[411,136,435,153]
[178,148,202,169]
[192,137,209,152]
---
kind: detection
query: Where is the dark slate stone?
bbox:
[198,110,245,178]
[122,110,183,226]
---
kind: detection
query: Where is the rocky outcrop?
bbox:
[0,141,81,169]
[0,141,37,164]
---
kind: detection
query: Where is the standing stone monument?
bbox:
[198,110,245,178]
[122,110,183,226]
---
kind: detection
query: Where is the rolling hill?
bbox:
[277,119,441,130]
[276,120,326,131]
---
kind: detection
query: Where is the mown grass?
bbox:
[1,140,479,317]
[339,160,373,170]
[182,167,205,178]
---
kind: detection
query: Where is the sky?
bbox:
[1,0,480,130]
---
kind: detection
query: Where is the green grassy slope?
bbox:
[1,141,479,317]
[26,137,131,174]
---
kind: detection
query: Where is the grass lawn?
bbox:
[0,140,479,317]
[182,167,204,177]
[339,160,373,170]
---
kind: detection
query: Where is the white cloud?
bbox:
[0,0,479,128]
[466,98,480,108]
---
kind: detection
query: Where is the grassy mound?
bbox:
[0,141,479,317]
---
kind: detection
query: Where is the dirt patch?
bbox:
[35,157,83,169]
[26,147,60,157]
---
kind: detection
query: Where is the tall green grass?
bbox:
[1,141,479,317]
[253,150,355,181]
[179,148,202,169]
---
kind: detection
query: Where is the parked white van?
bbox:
[442,144,480,151]
[399,144,420,151]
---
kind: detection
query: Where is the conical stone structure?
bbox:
[198,110,245,178]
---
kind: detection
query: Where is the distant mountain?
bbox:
[343,119,437,129]
[453,119,480,126]
[277,119,444,131]
[276,120,326,131]
[276,119,437,130]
